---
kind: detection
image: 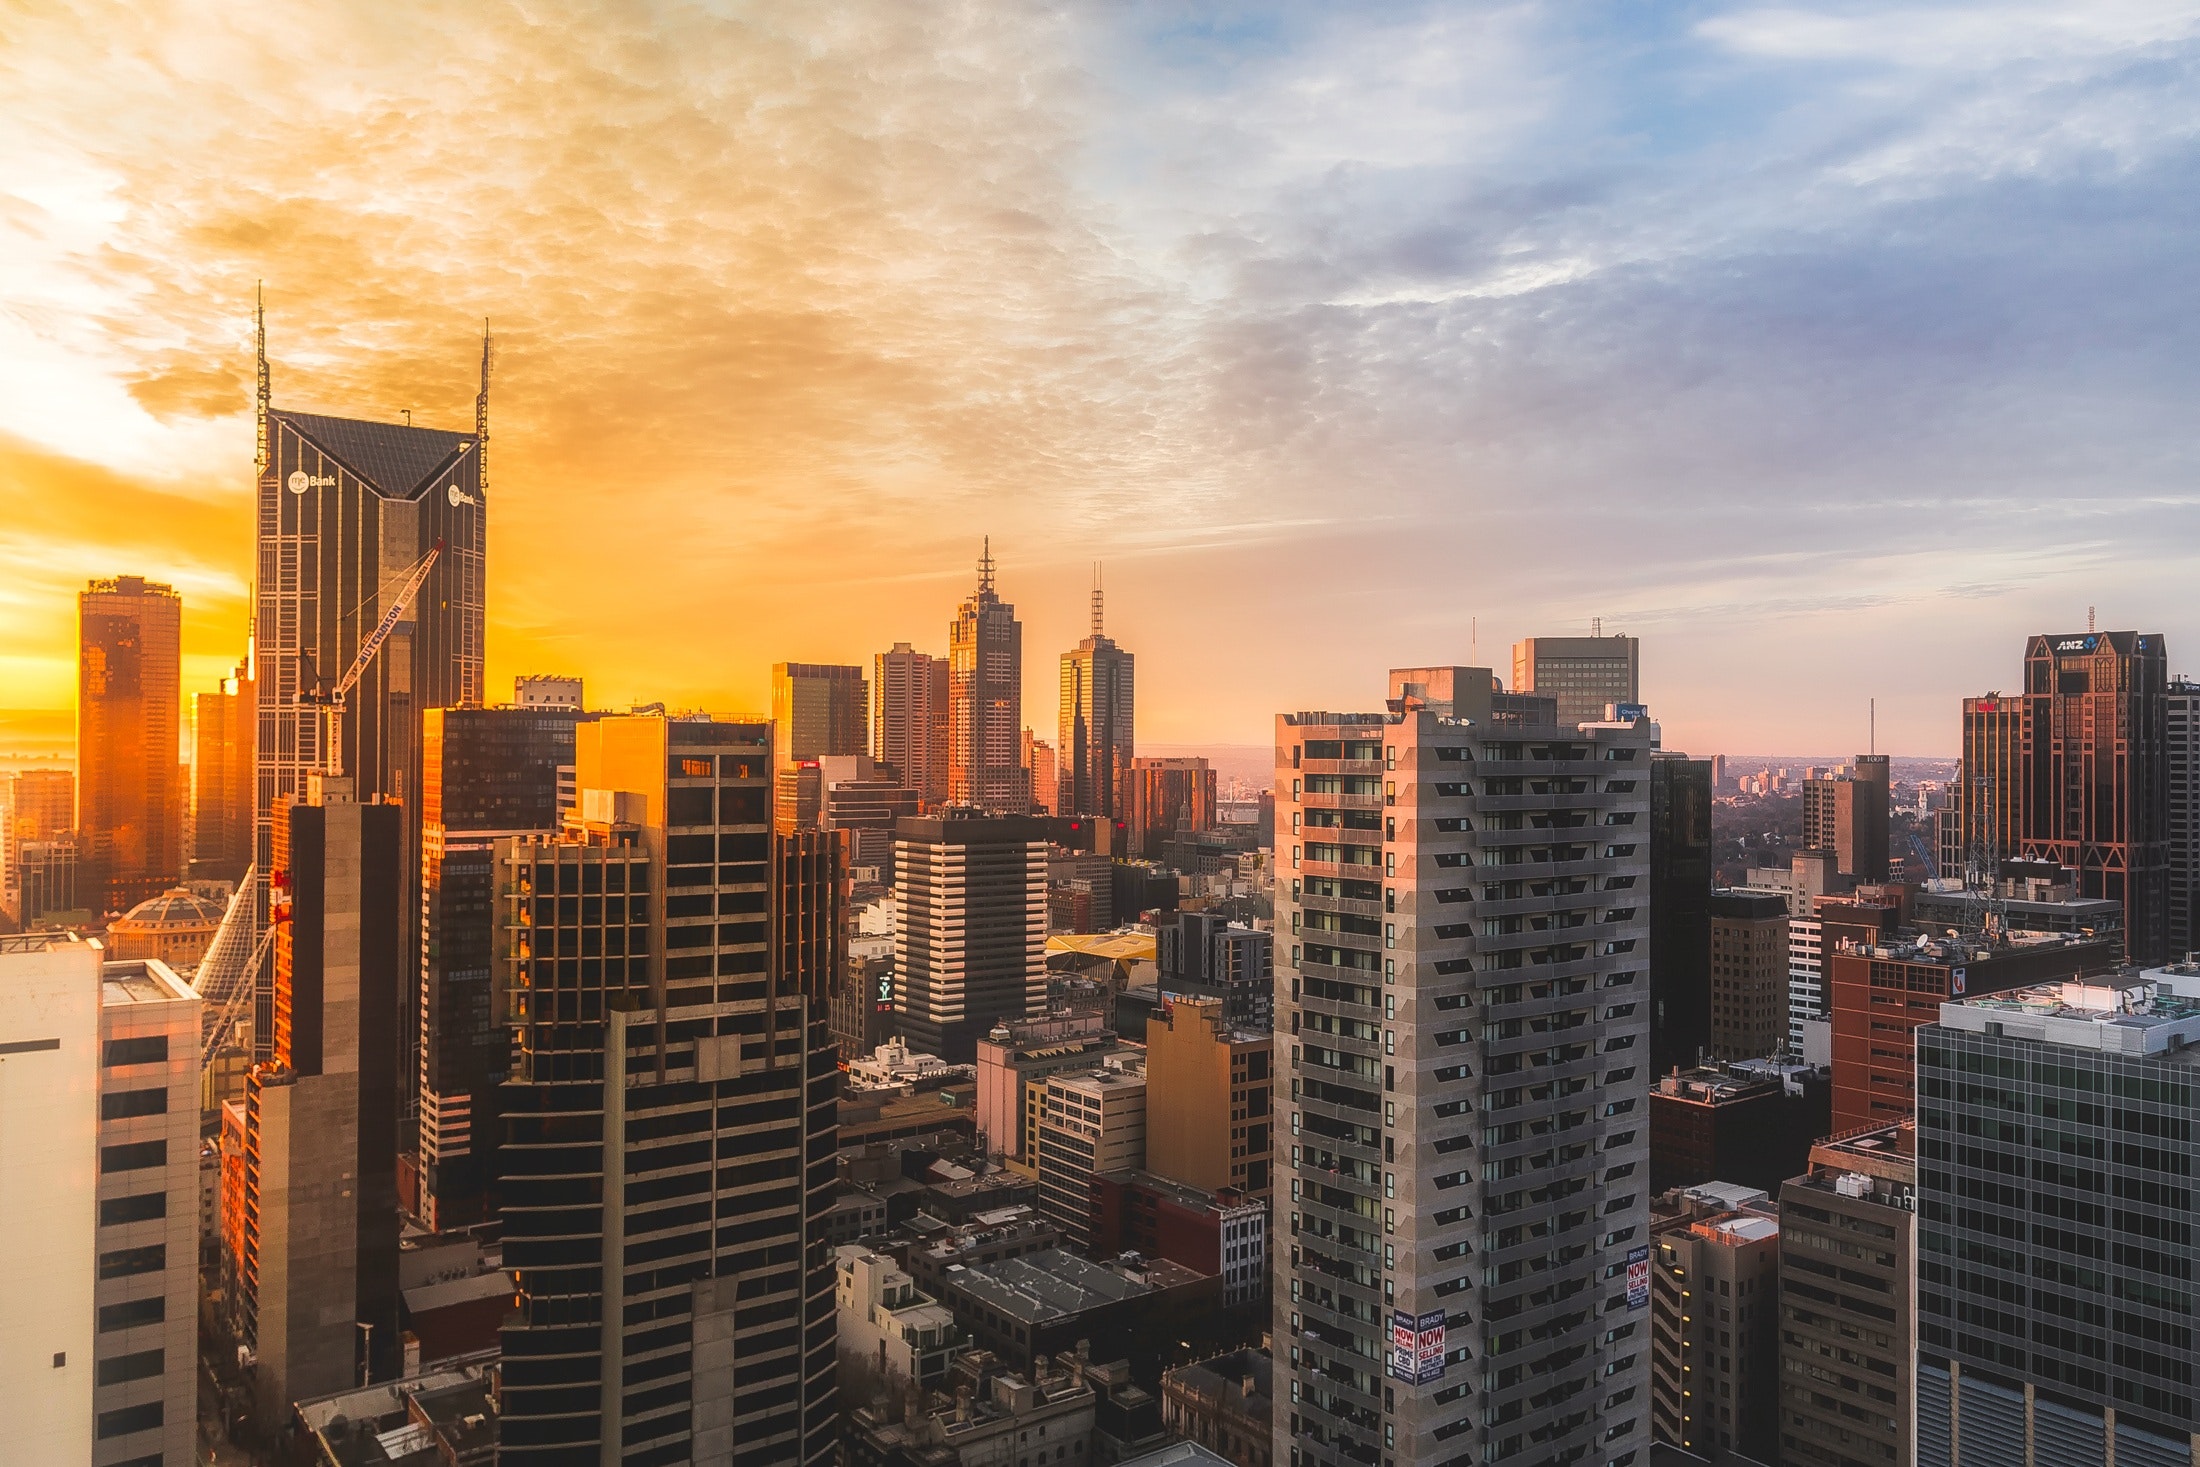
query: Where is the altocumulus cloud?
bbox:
[2,0,2198,749]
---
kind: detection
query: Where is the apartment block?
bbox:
[1276,666,1654,1467]
[1035,1059,1147,1252]
[1708,889,1789,1059]
[1647,1185,1781,1462]
[1145,994,1273,1201]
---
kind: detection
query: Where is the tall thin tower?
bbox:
[948,539,1030,812]
[1058,563,1134,822]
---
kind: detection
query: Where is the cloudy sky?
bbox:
[4,0,2198,756]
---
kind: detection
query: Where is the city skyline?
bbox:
[7,5,2200,754]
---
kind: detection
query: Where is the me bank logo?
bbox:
[286,470,336,494]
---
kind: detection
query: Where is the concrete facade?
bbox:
[1275,668,1655,1467]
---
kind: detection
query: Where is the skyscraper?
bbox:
[193,660,256,884]
[415,705,593,1229]
[238,776,404,1422]
[1512,633,1642,729]
[79,575,183,913]
[947,541,1030,812]
[1958,632,2171,961]
[1128,756,1217,859]
[874,642,950,807]
[251,308,489,1057]
[1023,729,1056,815]
[494,714,840,1466]
[773,662,868,766]
[1648,753,1713,1073]
[1058,577,1134,821]
[1801,753,1890,881]
[893,810,1048,1062]
[1918,966,2200,1466]
[1276,666,1654,1467]
[2169,677,2200,959]
[2,767,74,921]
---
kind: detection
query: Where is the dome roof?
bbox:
[112,887,225,931]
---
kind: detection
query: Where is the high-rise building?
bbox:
[1708,889,1789,1058]
[1128,756,1217,860]
[238,776,404,1424]
[774,662,868,768]
[17,838,82,925]
[3,767,74,919]
[1058,581,1134,821]
[79,575,183,913]
[1512,633,1642,729]
[2166,676,2200,959]
[1827,928,2114,1133]
[947,542,1030,812]
[1917,966,2200,1466]
[1276,666,1654,1467]
[92,956,203,1467]
[1957,634,2172,962]
[874,643,950,808]
[1649,754,1714,1074]
[1143,995,1272,1202]
[494,715,840,1467]
[1648,1186,1781,1463]
[1156,910,1276,1031]
[252,320,489,1060]
[0,931,101,1462]
[1024,730,1057,815]
[193,660,256,883]
[893,811,1048,1063]
[416,705,593,1229]
[1777,1119,1915,1467]
[1801,754,1890,882]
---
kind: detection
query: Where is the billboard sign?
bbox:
[1627,1245,1651,1310]
[1389,1309,1447,1383]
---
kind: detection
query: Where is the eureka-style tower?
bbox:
[947,540,1031,812]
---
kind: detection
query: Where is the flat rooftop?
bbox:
[1937,966,2200,1055]
[100,958,194,1006]
[942,1247,1201,1325]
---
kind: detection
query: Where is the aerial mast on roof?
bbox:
[254,282,270,485]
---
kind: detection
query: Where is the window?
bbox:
[100,1245,166,1279]
[100,1193,164,1226]
[101,1087,167,1121]
[98,1297,164,1331]
[97,1348,164,1386]
[96,1402,163,1439]
[102,1036,166,1068]
[100,1141,166,1174]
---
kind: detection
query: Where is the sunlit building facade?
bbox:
[947,543,1030,813]
[79,575,183,913]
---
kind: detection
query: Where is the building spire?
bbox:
[978,537,996,596]
[254,281,270,480]
[475,318,492,487]
[1091,563,1104,637]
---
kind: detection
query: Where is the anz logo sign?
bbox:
[2054,636,2098,654]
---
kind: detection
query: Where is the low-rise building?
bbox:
[1089,1170,1267,1307]
[1648,1185,1782,1463]
[1778,1120,1914,1467]
[841,1349,1096,1467]
[294,1358,497,1465]
[905,1209,1061,1299]
[974,1011,1124,1173]
[837,1246,965,1394]
[931,1247,1219,1380]
[1160,1348,1271,1467]
[1649,1064,1822,1196]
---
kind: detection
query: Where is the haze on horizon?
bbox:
[5,1,2199,757]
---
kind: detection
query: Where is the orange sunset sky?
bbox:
[7,3,2200,759]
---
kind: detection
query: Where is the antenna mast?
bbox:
[1091,564,1104,637]
[254,282,270,481]
[978,537,996,596]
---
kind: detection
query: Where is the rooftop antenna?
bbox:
[464,318,493,709]
[254,282,270,484]
[401,408,412,426]
[2088,605,2097,633]
[978,537,996,596]
[1593,615,1603,638]
[1091,563,1104,637]
[1870,698,1876,756]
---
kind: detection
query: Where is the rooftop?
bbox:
[1653,1066,1782,1105]
[942,1247,1201,1325]
[1937,965,2200,1055]
[99,958,194,1006]
[110,887,226,931]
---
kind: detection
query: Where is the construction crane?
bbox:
[299,539,444,778]
[193,865,283,1065]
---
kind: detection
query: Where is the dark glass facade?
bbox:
[1649,754,1713,1073]
[495,717,839,1467]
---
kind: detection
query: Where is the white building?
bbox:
[94,958,202,1467]
[0,931,101,1465]
[1035,1058,1147,1251]
[834,1246,964,1393]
